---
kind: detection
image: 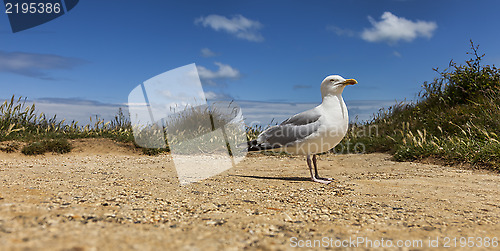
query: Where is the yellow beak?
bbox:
[343,79,358,85]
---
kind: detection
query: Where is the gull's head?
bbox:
[320,75,357,98]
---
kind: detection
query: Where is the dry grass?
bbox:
[339,41,500,170]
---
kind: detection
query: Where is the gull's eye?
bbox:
[330,79,334,82]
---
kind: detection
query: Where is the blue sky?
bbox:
[1,0,500,124]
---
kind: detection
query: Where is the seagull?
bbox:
[248,75,357,184]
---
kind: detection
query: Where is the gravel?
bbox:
[0,139,499,250]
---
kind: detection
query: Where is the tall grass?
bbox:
[339,41,500,170]
[0,97,257,155]
[3,41,498,168]
[0,96,134,143]
[0,97,135,154]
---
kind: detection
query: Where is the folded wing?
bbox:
[248,108,322,151]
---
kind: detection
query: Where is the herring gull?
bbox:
[248,75,357,184]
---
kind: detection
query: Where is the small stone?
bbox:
[422,226,436,231]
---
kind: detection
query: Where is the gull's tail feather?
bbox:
[247,139,280,152]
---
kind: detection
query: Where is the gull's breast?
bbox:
[284,96,349,155]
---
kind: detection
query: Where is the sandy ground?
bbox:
[0,139,499,250]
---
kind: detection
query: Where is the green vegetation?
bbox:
[0,97,134,142]
[164,103,238,155]
[21,138,72,155]
[0,97,245,156]
[0,96,135,155]
[132,102,245,156]
[1,41,498,170]
[338,41,500,170]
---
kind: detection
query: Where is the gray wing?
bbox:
[257,108,322,148]
[280,107,321,126]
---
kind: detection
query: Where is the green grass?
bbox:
[20,139,72,155]
[0,96,136,155]
[0,97,254,156]
[339,41,500,170]
[0,96,134,143]
[2,41,498,169]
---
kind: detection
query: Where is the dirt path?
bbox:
[0,139,499,250]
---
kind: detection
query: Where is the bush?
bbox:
[21,139,72,155]
[21,141,47,155]
[422,40,500,106]
[339,41,500,170]
[43,138,72,154]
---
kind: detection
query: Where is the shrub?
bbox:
[339,41,500,170]
[21,139,72,155]
[422,40,500,106]
[21,141,46,155]
[43,138,72,154]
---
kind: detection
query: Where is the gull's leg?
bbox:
[313,155,334,181]
[307,155,315,179]
[307,155,331,184]
[313,154,320,178]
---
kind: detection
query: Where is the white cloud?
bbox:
[393,51,402,57]
[204,91,219,99]
[195,14,264,42]
[0,51,84,79]
[200,48,217,57]
[326,25,356,37]
[204,91,233,100]
[361,12,437,44]
[197,62,241,80]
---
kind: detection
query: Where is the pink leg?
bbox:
[312,155,334,181]
[307,155,332,184]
